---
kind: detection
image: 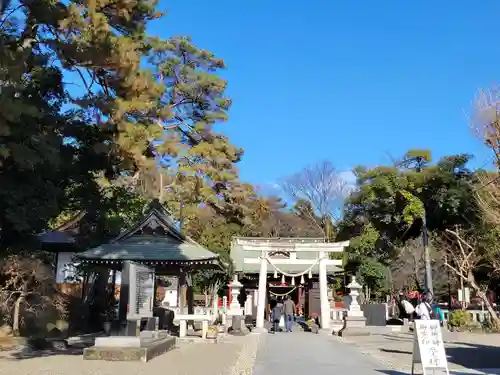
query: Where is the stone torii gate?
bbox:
[230,237,349,333]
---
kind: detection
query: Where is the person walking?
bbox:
[431,302,445,327]
[283,296,296,332]
[268,297,277,324]
[399,293,416,321]
[416,291,440,321]
[271,297,284,333]
[416,292,431,320]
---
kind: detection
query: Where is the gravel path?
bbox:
[0,334,261,375]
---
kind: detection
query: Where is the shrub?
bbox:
[0,254,68,336]
[449,310,472,329]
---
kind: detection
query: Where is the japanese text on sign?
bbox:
[412,319,448,373]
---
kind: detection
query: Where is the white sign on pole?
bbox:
[457,288,470,303]
[411,320,449,375]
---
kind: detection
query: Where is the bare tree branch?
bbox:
[472,86,500,166]
[437,228,500,328]
[281,160,351,237]
[391,239,448,295]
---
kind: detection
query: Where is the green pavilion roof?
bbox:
[79,235,217,263]
[77,202,218,266]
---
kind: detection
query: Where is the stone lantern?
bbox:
[227,274,243,316]
[226,274,249,335]
[338,276,369,337]
[346,276,363,317]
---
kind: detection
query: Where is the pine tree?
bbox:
[0,0,259,244]
[150,36,257,223]
[0,22,69,244]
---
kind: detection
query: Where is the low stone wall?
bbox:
[332,304,389,326]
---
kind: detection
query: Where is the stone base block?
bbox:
[338,327,371,337]
[338,316,370,337]
[177,336,219,344]
[94,336,141,348]
[227,315,250,336]
[228,327,250,336]
[140,330,169,339]
[345,316,367,327]
[83,336,176,362]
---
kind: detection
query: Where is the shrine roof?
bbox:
[77,202,218,264]
[78,235,218,263]
[38,231,77,245]
[38,211,86,250]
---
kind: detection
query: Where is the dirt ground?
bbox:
[0,334,260,375]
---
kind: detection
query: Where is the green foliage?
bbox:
[347,222,380,258]
[0,34,69,245]
[355,257,390,296]
[338,152,477,263]
[336,150,479,297]
[449,310,472,328]
[480,224,500,265]
[399,149,432,171]
[184,206,241,294]
[400,190,425,224]
[0,0,258,253]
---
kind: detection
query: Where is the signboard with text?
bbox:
[119,261,155,321]
[411,320,449,375]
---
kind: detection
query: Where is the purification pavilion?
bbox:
[231,237,349,332]
[74,201,220,314]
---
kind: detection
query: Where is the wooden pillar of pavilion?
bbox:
[179,269,187,314]
[178,270,194,315]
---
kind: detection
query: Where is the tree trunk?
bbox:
[12,294,25,336]
[468,272,500,329]
[364,285,371,302]
[212,282,221,313]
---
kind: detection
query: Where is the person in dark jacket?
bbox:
[271,297,283,333]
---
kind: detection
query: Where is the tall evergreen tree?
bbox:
[0,0,255,244]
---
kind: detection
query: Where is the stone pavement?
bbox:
[252,329,500,375]
[253,330,387,375]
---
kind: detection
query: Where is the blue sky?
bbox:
[150,1,500,188]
